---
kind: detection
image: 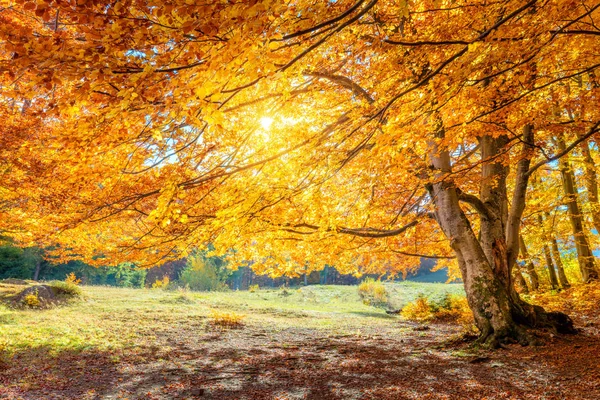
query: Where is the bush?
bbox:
[21,289,41,308]
[434,294,474,326]
[358,278,389,308]
[401,294,476,332]
[151,275,170,289]
[401,295,434,322]
[248,284,259,293]
[208,310,245,329]
[49,280,83,297]
[178,255,229,291]
[113,264,147,288]
[65,272,81,285]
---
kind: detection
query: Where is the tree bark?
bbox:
[551,237,571,289]
[542,242,560,290]
[514,265,530,294]
[579,140,600,235]
[519,235,540,291]
[426,125,574,347]
[538,214,559,290]
[32,260,41,281]
[556,135,599,282]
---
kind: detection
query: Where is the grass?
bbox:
[0,281,464,357]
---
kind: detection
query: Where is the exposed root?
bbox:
[472,304,576,350]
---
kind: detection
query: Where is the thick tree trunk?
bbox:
[427,126,575,347]
[551,237,571,289]
[519,235,540,291]
[556,136,599,282]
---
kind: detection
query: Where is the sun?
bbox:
[259,116,274,130]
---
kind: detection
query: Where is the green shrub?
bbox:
[113,263,147,288]
[358,278,389,308]
[178,255,229,291]
[49,281,82,297]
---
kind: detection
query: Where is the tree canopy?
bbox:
[2,0,600,345]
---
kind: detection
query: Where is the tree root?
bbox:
[473,304,576,349]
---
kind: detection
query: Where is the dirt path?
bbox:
[1,320,599,400]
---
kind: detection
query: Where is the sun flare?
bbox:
[259,116,274,130]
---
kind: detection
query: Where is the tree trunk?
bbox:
[542,242,560,290]
[426,126,574,347]
[32,260,41,281]
[579,141,600,235]
[519,235,540,291]
[539,214,559,290]
[514,265,530,294]
[551,237,571,289]
[556,135,599,282]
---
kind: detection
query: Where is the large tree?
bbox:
[2,0,600,345]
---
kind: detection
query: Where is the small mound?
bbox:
[13,283,82,308]
[14,285,58,308]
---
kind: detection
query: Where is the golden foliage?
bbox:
[21,289,41,308]
[402,294,475,332]
[151,276,170,290]
[401,296,434,322]
[1,0,599,324]
[208,310,245,329]
[358,278,389,308]
[65,273,81,286]
[527,282,600,315]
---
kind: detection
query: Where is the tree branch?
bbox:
[304,71,374,103]
[456,189,492,220]
[526,120,600,177]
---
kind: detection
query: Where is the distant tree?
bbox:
[178,252,230,291]
[0,245,47,280]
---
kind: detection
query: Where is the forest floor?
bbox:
[0,282,599,400]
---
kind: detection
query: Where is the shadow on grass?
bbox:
[0,346,122,399]
[348,311,395,319]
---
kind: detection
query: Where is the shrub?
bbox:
[401,294,476,332]
[65,272,81,285]
[401,295,434,322]
[434,294,475,329]
[358,278,389,308]
[21,289,41,308]
[49,280,83,297]
[178,255,229,291]
[113,263,147,288]
[151,275,170,289]
[248,284,259,293]
[208,310,245,329]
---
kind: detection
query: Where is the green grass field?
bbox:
[0,281,464,357]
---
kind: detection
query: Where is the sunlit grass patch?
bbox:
[207,310,245,329]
